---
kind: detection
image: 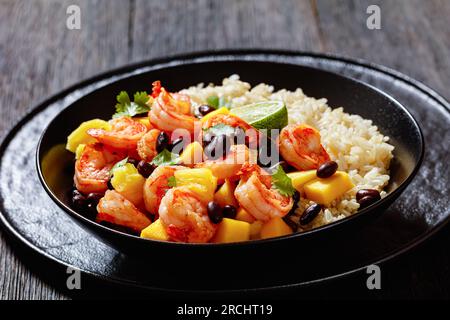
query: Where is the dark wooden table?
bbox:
[0,0,448,300]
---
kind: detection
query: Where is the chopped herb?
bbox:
[150,149,180,167]
[271,165,295,197]
[206,95,219,109]
[203,123,236,137]
[167,176,177,187]
[113,91,150,118]
[109,157,128,177]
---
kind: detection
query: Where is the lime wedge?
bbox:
[231,101,288,131]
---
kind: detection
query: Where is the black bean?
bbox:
[127,158,139,167]
[316,161,338,178]
[207,201,223,224]
[358,195,381,209]
[137,160,155,178]
[292,191,300,204]
[198,104,215,116]
[71,191,86,211]
[86,192,103,206]
[86,203,98,216]
[156,132,170,153]
[300,203,322,225]
[356,189,381,202]
[283,217,298,232]
[169,138,184,154]
[222,205,237,219]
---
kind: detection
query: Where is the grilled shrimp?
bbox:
[149,81,196,133]
[74,144,125,194]
[159,186,216,243]
[137,129,161,162]
[96,190,151,233]
[234,163,293,222]
[87,116,148,150]
[196,144,256,183]
[279,124,330,170]
[143,165,183,214]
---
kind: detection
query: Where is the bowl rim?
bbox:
[35,49,425,249]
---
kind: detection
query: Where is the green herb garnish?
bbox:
[206,95,219,109]
[167,176,177,187]
[271,165,295,197]
[150,149,180,167]
[113,91,150,118]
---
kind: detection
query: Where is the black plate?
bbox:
[0,51,448,293]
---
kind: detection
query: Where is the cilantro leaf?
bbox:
[203,123,236,137]
[113,90,150,118]
[150,149,180,167]
[206,95,219,109]
[109,157,128,178]
[271,165,295,197]
[167,176,177,187]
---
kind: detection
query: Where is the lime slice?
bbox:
[231,101,288,131]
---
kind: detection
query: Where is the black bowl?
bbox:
[36,55,424,262]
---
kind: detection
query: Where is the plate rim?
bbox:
[0,49,449,293]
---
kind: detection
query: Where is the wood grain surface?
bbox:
[0,0,448,300]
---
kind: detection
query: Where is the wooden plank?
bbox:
[0,0,131,300]
[131,0,323,60]
[314,0,450,98]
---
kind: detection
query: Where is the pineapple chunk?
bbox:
[235,207,255,223]
[211,218,250,243]
[179,141,204,165]
[250,221,263,239]
[140,219,168,241]
[214,179,238,208]
[287,170,317,192]
[200,107,229,123]
[75,144,86,160]
[66,119,111,152]
[260,217,293,239]
[111,163,145,207]
[134,117,152,129]
[174,168,218,203]
[303,171,355,206]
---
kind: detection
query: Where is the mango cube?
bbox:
[200,107,229,123]
[303,171,355,206]
[214,179,238,208]
[235,207,255,223]
[250,221,263,239]
[287,170,317,192]
[260,217,293,239]
[140,219,168,241]
[111,163,146,207]
[66,119,111,152]
[174,168,217,203]
[211,218,250,243]
[179,141,204,165]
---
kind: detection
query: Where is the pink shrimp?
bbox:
[137,129,161,162]
[149,81,197,134]
[87,116,148,150]
[234,163,293,222]
[279,124,330,170]
[74,144,125,194]
[96,190,151,233]
[158,186,216,243]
